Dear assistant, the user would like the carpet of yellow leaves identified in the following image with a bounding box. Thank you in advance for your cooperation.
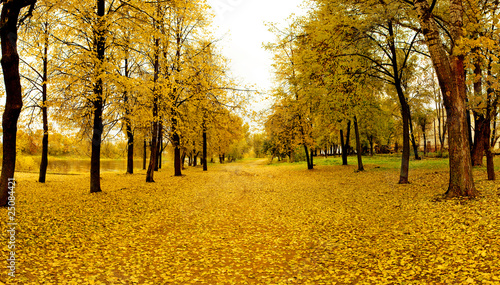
[1,158,499,284]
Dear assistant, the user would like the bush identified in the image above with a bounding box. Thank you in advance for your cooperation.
[16,156,37,172]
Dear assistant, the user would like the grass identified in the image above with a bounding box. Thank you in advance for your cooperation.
[1,157,499,284]
[273,153,500,171]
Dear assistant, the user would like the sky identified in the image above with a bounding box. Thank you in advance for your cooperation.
[205,0,308,127]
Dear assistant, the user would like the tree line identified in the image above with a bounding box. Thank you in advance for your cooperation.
[0,0,249,206]
[264,0,500,198]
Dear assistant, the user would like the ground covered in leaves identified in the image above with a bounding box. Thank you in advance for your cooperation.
[2,157,500,284]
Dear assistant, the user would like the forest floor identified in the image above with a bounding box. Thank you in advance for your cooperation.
[1,156,500,284]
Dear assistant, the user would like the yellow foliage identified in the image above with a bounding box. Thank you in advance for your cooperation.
[1,160,499,283]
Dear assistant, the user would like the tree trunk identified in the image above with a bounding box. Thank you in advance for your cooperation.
[173,131,182,176]
[146,32,160,182]
[486,119,495,180]
[304,144,312,169]
[434,120,438,153]
[155,123,162,171]
[340,129,347,165]
[39,22,49,183]
[471,113,487,166]
[181,151,186,170]
[368,135,374,156]
[466,98,474,157]
[409,114,421,160]
[388,20,411,183]
[309,149,314,169]
[124,56,134,175]
[423,132,427,156]
[354,116,364,171]
[143,139,147,170]
[90,0,105,193]
[0,0,36,205]
[125,118,134,174]
[146,122,159,182]
[203,123,208,171]
[173,135,182,175]
[414,0,477,197]
[398,97,411,184]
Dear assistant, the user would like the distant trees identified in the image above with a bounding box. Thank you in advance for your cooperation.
[1,0,247,194]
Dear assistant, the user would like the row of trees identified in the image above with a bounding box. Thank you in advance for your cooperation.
[264,0,500,198]
[0,0,249,206]
[11,125,250,164]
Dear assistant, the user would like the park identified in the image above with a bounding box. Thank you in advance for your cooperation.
[1,0,500,283]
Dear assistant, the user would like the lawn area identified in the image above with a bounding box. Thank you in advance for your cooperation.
[1,157,500,284]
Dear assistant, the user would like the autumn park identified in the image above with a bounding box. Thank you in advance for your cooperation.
[1,0,500,284]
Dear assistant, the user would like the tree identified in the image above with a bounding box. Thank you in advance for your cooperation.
[459,0,500,180]
[413,0,477,197]
[305,0,423,183]
[0,0,37,206]
[265,22,316,169]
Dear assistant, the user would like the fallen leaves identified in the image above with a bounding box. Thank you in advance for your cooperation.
[1,158,499,283]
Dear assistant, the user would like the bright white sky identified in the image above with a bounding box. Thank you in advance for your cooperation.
[206,0,307,130]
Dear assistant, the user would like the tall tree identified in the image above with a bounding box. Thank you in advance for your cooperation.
[89,0,106,193]
[0,0,37,206]
[413,0,477,197]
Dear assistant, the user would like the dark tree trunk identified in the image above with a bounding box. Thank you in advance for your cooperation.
[485,118,495,180]
[409,114,421,160]
[155,123,162,171]
[467,99,474,157]
[146,33,160,182]
[368,135,374,156]
[304,144,312,169]
[387,21,410,184]
[340,129,347,165]
[0,0,37,205]
[471,113,487,166]
[434,120,438,153]
[423,132,427,156]
[39,22,49,183]
[203,121,208,171]
[126,119,134,174]
[143,138,147,170]
[309,149,314,169]
[173,131,182,176]
[146,122,159,182]
[471,62,485,166]
[90,0,105,193]
[397,93,410,184]
[124,57,134,175]
[180,151,186,170]
[203,131,208,171]
[354,116,364,171]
